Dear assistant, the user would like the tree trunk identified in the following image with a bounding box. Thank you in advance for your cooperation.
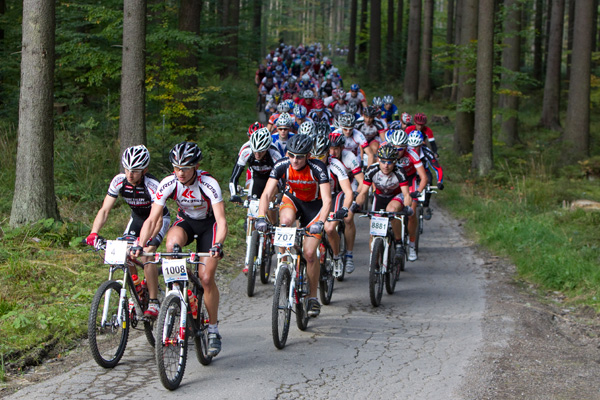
[543,0,552,71]
[358,0,368,65]
[443,0,455,99]
[0,0,5,42]
[403,0,421,104]
[387,0,394,73]
[498,0,521,147]
[533,0,543,82]
[540,0,564,131]
[453,0,477,155]
[368,0,382,81]
[252,0,262,62]
[11,0,60,227]
[566,0,575,80]
[450,0,463,102]
[418,0,433,101]
[393,0,404,78]
[223,0,239,75]
[472,0,494,176]
[564,0,593,161]
[119,0,146,158]
[178,0,201,83]
[347,0,358,66]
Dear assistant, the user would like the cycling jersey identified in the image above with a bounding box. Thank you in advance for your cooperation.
[154,170,223,220]
[405,125,437,153]
[421,145,444,185]
[381,104,399,122]
[229,145,282,197]
[107,173,169,219]
[270,158,329,202]
[363,163,408,197]
[308,109,333,124]
[326,157,349,193]
[329,101,348,117]
[332,127,368,158]
[272,132,295,157]
[332,149,362,182]
[355,117,387,143]
[397,147,423,177]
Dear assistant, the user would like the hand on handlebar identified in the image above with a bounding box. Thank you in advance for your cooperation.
[404,206,414,216]
[86,233,98,247]
[410,191,420,199]
[230,195,243,204]
[210,242,224,259]
[437,183,444,190]
[333,207,349,220]
[255,216,269,233]
[309,221,324,235]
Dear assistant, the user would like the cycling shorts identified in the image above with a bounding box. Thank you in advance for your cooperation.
[372,193,404,212]
[330,191,345,213]
[249,174,269,198]
[280,192,323,232]
[172,212,218,253]
[123,213,170,247]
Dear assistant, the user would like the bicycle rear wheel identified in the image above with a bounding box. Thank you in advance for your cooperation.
[386,243,400,294]
[194,289,213,365]
[295,261,309,331]
[260,237,273,284]
[156,293,188,390]
[88,280,129,368]
[272,267,292,349]
[319,246,334,305]
[369,238,384,307]
[336,229,347,282]
[416,206,423,253]
[246,230,259,297]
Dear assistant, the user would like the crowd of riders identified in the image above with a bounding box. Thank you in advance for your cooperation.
[85,42,445,361]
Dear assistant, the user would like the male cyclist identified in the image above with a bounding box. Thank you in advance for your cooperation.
[87,145,170,320]
[255,134,332,318]
[333,113,374,168]
[271,112,295,157]
[405,113,438,156]
[133,142,228,357]
[355,105,388,165]
[381,95,400,123]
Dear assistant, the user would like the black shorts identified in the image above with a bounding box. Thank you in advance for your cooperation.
[372,193,403,212]
[123,213,169,247]
[280,192,323,228]
[172,212,218,252]
[249,174,269,198]
[330,191,345,213]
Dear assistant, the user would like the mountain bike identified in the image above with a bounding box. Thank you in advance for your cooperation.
[271,225,313,349]
[317,214,346,304]
[359,209,412,307]
[143,249,212,390]
[87,237,162,368]
[413,184,437,254]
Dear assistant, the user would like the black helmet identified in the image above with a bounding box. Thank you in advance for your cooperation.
[329,132,345,147]
[169,142,202,166]
[311,135,331,157]
[287,134,313,155]
[377,144,398,161]
[315,121,330,137]
[364,105,379,118]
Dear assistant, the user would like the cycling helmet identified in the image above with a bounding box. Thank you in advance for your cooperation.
[282,92,293,101]
[350,83,360,91]
[338,113,356,128]
[275,65,283,72]
[293,104,307,119]
[383,95,394,105]
[377,144,398,161]
[414,112,427,125]
[169,142,202,166]
[385,129,408,146]
[287,75,297,84]
[265,71,274,79]
[250,127,273,152]
[372,97,383,108]
[303,90,314,99]
[277,102,291,113]
[337,89,346,99]
[285,99,296,110]
[329,132,346,147]
[247,121,264,138]
[316,121,331,137]
[407,131,424,147]
[364,105,379,118]
[401,112,412,124]
[346,102,359,114]
[287,134,313,155]
[311,134,331,157]
[389,120,401,130]
[298,120,317,137]
[302,74,310,82]
[276,112,293,127]
[312,99,325,111]
[122,145,150,170]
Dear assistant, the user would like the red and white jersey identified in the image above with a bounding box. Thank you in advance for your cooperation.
[405,125,435,143]
[332,127,368,157]
[326,156,349,193]
[397,147,424,176]
[355,117,388,142]
[334,149,362,178]
[155,170,223,220]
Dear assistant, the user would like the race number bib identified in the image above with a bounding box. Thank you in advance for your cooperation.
[162,259,188,284]
[104,240,128,265]
[247,199,260,218]
[369,216,389,236]
[273,227,297,247]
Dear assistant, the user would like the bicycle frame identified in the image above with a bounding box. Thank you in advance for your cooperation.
[273,227,308,307]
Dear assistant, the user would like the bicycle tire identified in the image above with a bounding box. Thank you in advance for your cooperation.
[385,242,400,294]
[194,289,213,365]
[246,230,259,297]
[319,245,334,305]
[296,261,309,331]
[156,293,188,391]
[272,267,292,349]
[260,236,273,284]
[88,280,129,368]
[415,206,422,254]
[336,229,347,282]
[369,238,384,307]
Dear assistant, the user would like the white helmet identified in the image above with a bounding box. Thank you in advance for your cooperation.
[303,90,314,99]
[298,120,317,137]
[276,112,293,127]
[407,131,424,147]
[385,129,408,146]
[122,145,150,170]
[250,128,273,152]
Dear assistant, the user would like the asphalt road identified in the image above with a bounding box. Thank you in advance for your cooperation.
[6,204,488,399]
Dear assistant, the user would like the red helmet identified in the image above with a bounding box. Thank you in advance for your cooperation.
[313,99,325,111]
[282,92,293,100]
[247,121,264,138]
[414,112,427,125]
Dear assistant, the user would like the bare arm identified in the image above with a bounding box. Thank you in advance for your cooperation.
[137,203,165,248]
[401,185,412,208]
[338,179,354,210]
[90,195,118,235]
[318,182,332,223]
[355,182,370,209]
[364,146,375,166]
[258,177,280,219]
[211,201,228,257]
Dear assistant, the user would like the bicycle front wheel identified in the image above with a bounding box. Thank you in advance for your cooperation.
[272,267,292,349]
[88,280,129,368]
[336,229,347,282]
[319,247,334,305]
[295,261,309,331]
[260,237,273,284]
[385,243,400,294]
[194,289,213,366]
[369,238,384,307]
[156,293,188,390]
[416,206,423,253]
[246,230,259,297]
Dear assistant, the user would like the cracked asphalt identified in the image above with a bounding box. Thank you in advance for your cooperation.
[5,204,489,399]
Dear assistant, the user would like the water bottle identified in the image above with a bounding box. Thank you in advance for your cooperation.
[187,289,198,319]
[132,274,143,298]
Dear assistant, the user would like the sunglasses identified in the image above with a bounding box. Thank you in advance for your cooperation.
[173,165,194,172]
[395,146,407,151]
[288,153,306,160]
[380,160,395,165]
[277,127,290,131]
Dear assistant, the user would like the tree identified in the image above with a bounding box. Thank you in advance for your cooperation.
[252,0,262,61]
[386,0,394,73]
[368,0,382,80]
[178,0,202,87]
[566,0,575,80]
[403,0,421,103]
[472,0,495,176]
[358,0,368,64]
[10,0,60,227]
[564,0,593,161]
[540,0,564,131]
[393,0,404,78]
[450,0,463,102]
[532,0,543,82]
[418,0,433,101]
[443,0,455,99]
[453,0,477,155]
[222,0,240,75]
[498,0,522,147]
[347,0,358,66]
[119,0,146,159]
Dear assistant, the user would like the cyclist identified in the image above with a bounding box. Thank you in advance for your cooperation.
[356,105,388,166]
[405,113,438,157]
[311,135,354,277]
[332,113,374,168]
[381,95,399,123]
[293,104,312,126]
[86,145,170,320]
[255,64,267,87]
[255,134,332,318]
[271,112,295,157]
[328,89,348,118]
[267,101,293,131]
[133,142,228,357]
[344,83,368,112]
[399,112,413,131]
[296,90,316,113]
[308,99,333,125]
[355,144,413,261]
[328,131,364,273]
